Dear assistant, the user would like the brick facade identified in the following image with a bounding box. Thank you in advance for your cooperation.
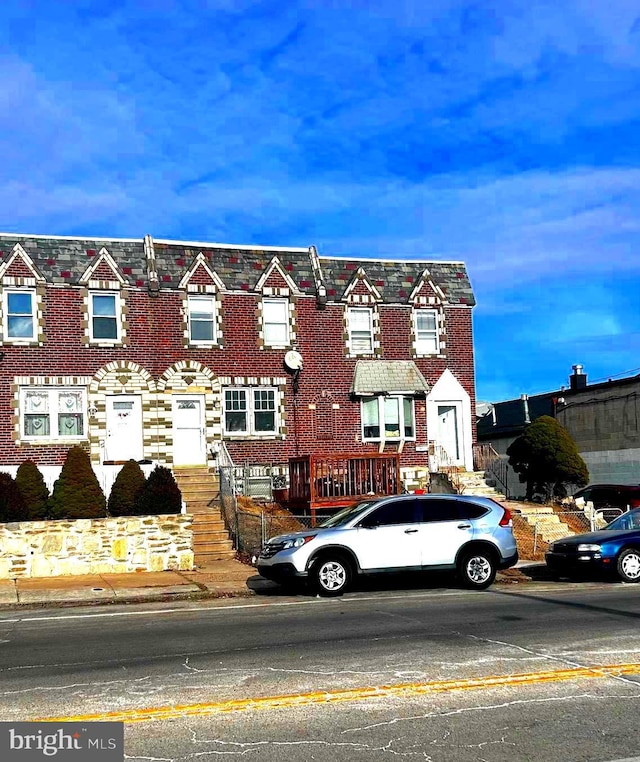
[0,234,476,476]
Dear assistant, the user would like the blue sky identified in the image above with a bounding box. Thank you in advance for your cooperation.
[1,0,639,402]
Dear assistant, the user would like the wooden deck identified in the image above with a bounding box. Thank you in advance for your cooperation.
[288,453,401,525]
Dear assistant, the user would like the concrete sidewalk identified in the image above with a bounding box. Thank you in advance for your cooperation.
[0,560,545,610]
[0,559,265,609]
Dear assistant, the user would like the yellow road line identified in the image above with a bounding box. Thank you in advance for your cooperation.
[37,662,640,724]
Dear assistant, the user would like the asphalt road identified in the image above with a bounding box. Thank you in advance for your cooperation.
[2,578,640,761]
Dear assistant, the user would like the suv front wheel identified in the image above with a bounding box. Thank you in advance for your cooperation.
[458,549,496,590]
[312,556,351,596]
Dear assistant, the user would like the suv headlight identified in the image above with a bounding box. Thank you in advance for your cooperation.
[281,535,316,550]
[577,543,601,552]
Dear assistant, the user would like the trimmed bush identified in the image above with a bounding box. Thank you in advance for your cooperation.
[0,472,29,523]
[48,446,107,519]
[15,460,50,520]
[507,415,589,502]
[137,466,182,515]
[108,460,146,517]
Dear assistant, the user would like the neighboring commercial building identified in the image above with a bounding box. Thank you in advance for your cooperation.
[0,233,478,488]
[477,365,640,496]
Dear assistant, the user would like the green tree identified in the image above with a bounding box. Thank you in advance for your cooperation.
[137,466,182,515]
[507,415,589,501]
[16,460,50,520]
[0,472,29,522]
[108,460,146,517]
[48,446,106,519]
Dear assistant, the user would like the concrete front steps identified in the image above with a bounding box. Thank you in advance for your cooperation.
[510,503,575,545]
[173,466,235,566]
[455,471,506,501]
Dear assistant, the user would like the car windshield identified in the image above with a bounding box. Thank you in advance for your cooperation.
[318,500,379,528]
[606,510,640,531]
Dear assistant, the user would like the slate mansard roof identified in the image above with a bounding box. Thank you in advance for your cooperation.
[0,233,475,305]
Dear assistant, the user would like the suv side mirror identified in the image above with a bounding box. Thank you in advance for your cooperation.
[360,519,379,529]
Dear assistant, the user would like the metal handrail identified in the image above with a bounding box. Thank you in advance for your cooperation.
[429,443,463,493]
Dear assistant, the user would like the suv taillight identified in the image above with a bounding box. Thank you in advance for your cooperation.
[499,507,512,527]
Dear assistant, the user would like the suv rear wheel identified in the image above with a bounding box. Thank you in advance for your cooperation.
[458,549,496,590]
[312,556,350,596]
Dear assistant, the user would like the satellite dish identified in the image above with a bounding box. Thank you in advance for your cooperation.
[284,350,303,371]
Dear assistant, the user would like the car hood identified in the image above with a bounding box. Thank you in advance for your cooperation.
[553,529,630,546]
[267,528,330,543]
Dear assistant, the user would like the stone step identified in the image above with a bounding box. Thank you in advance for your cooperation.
[193,537,234,550]
[190,518,227,530]
[192,529,230,542]
[194,549,237,564]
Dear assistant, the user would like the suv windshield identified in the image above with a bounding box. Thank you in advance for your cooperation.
[318,500,379,528]
[606,510,640,531]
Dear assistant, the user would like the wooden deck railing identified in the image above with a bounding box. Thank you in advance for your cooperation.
[288,453,401,524]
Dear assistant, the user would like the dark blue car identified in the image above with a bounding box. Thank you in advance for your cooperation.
[546,508,640,582]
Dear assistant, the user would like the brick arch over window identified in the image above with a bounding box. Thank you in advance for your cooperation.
[89,361,156,464]
[158,360,222,467]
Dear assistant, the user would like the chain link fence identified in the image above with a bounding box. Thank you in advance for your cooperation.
[511,507,625,560]
[219,464,316,559]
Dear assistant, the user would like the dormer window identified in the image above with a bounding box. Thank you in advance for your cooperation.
[414,309,439,354]
[347,307,373,355]
[188,295,217,344]
[89,292,119,342]
[263,297,290,347]
[4,289,36,341]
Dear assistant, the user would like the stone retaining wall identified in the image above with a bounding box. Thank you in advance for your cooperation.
[0,514,194,578]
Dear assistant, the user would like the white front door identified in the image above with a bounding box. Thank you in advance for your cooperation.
[172,396,206,466]
[105,395,143,462]
[438,404,460,463]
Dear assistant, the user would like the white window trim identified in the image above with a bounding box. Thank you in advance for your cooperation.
[20,387,88,442]
[3,288,36,343]
[414,308,440,355]
[188,294,218,345]
[347,306,374,355]
[361,395,416,442]
[223,386,279,437]
[88,290,122,344]
[262,297,290,347]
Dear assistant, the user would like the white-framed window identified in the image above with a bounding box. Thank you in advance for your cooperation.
[361,396,415,441]
[20,387,87,441]
[188,295,217,343]
[414,309,439,354]
[3,289,36,342]
[263,298,289,346]
[223,387,278,436]
[89,291,120,342]
[347,307,373,354]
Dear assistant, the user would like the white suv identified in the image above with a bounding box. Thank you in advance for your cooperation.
[258,494,518,595]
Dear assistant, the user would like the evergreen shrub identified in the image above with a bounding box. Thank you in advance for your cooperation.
[108,460,146,517]
[0,472,29,523]
[137,466,182,515]
[48,446,107,519]
[16,460,50,520]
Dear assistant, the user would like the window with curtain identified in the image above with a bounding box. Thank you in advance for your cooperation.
[21,388,87,440]
[361,396,415,441]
